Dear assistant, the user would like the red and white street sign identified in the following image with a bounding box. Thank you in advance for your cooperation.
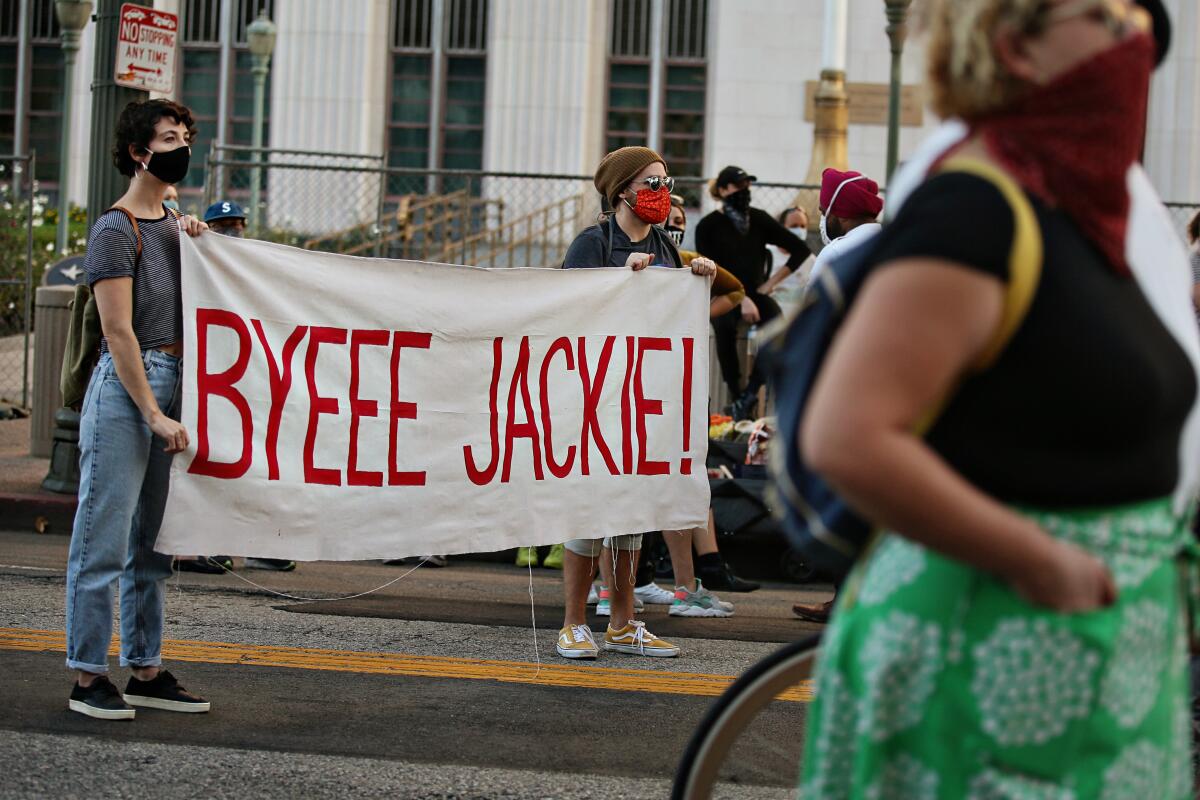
[115,3,178,94]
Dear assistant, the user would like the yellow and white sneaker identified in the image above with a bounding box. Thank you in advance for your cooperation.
[603,621,681,658]
[556,624,599,659]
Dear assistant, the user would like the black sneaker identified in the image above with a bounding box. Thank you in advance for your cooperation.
[698,562,761,593]
[244,557,296,571]
[68,676,135,720]
[123,670,210,713]
[174,556,233,574]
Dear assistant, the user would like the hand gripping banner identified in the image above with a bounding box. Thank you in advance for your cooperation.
[156,235,711,560]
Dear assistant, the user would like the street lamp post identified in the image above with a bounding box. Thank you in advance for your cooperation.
[54,0,93,256]
[246,13,276,235]
[884,0,912,183]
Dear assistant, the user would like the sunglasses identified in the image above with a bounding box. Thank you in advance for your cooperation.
[1036,0,1151,37]
[635,175,675,193]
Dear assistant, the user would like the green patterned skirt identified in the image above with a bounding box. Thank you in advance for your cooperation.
[799,498,1195,799]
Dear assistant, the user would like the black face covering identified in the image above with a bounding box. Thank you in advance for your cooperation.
[664,224,685,246]
[724,187,751,212]
[142,144,191,185]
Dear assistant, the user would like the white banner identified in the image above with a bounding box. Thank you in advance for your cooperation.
[156,235,711,560]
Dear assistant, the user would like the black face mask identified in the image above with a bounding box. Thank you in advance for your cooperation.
[141,144,191,185]
[724,187,751,212]
[664,224,685,246]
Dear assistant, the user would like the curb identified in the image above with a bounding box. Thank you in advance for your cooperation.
[0,491,77,535]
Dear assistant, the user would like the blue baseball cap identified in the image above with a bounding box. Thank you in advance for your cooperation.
[204,200,246,223]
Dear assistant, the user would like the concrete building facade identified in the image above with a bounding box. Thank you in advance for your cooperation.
[5,0,1199,218]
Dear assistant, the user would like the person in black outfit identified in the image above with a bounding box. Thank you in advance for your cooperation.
[695,166,810,420]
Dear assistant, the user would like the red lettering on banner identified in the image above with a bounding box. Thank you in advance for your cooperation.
[634,337,672,476]
[303,326,347,486]
[680,337,694,474]
[539,337,577,479]
[251,320,308,481]
[578,336,619,476]
[621,336,635,475]
[189,309,254,479]
[501,336,544,482]
[464,337,503,485]
[347,329,390,487]
[388,331,431,486]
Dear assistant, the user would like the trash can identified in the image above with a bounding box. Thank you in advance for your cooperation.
[31,286,74,458]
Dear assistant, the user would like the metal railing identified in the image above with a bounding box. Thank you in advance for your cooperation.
[1167,202,1200,246]
[0,153,36,408]
[197,148,821,267]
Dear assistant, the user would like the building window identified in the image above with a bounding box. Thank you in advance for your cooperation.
[607,0,707,191]
[179,0,273,197]
[387,0,488,196]
[1,1,64,188]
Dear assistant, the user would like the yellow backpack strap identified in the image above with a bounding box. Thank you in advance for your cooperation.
[937,156,1043,372]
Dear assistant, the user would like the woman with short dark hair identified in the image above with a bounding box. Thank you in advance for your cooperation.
[65,99,211,720]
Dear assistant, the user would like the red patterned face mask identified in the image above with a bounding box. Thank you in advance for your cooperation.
[968,33,1155,276]
[625,187,672,225]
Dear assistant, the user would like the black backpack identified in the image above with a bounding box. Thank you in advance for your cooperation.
[768,157,1044,579]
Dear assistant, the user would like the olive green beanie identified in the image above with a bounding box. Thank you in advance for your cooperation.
[594,146,666,209]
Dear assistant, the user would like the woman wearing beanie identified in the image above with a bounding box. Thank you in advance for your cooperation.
[555,146,717,661]
[695,166,811,421]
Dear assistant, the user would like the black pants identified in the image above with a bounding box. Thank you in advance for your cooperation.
[711,289,782,399]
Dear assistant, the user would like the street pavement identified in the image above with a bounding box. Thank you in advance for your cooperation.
[0,529,830,799]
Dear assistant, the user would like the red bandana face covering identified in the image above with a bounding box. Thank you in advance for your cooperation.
[626,187,672,225]
[968,33,1155,276]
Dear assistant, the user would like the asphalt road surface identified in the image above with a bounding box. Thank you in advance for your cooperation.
[0,530,828,799]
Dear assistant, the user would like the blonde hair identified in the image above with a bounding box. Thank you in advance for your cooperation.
[923,0,1045,119]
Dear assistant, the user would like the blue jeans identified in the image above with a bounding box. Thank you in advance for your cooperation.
[65,350,181,673]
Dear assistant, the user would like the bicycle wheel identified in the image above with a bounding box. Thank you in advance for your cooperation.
[672,634,821,800]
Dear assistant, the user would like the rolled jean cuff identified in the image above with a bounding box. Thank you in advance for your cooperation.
[65,657,109,673]
[120,654,163,668]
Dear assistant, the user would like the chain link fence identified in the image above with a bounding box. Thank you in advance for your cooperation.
[198,148,818,267]
[0,153,36,409]
[1167,202,1200,246]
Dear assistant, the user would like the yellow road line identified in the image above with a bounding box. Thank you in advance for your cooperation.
[0,628,812,703]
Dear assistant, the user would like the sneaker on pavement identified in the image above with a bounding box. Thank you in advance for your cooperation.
[244,557,296,571]
[174,556,231,575]
[670,581,734,617]
[556,624,599,659]
[604,621,680,657]
[693,579,734,613]
[697,561,761,593]
[122,669,210,713]
[68,676,135,720]
[595,585,644,616]
[634,582,676,605]
[542,543,564,570]
[515,546,539,568]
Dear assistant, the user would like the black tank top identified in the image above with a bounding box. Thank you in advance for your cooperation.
[871,172,1196,507]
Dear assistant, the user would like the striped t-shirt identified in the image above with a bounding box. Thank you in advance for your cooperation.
[84,208,182,353]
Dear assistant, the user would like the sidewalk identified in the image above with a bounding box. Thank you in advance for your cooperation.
[0,417,76,534]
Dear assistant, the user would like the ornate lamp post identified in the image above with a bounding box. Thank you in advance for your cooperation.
[884,0,913,182]
[54,0,93,255]
[801,0,851,234]
[246,12,276,234]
